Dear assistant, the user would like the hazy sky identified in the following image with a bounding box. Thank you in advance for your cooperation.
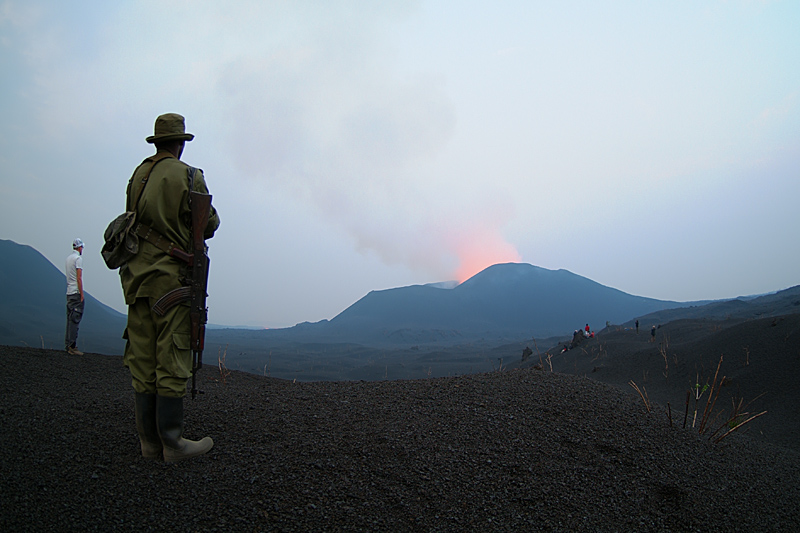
[2,1,798,328]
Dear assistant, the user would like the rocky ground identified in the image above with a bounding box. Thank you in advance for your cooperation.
[2,346,799,532]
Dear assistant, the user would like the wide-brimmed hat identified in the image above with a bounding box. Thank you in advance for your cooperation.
[146,113,195,144]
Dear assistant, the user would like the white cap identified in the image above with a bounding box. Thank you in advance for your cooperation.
[73,238,84,249]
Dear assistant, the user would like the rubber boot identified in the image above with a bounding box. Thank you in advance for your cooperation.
[135,392,162,459]
[156,395,213,462]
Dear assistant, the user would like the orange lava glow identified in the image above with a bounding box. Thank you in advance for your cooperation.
[453,233,522,283]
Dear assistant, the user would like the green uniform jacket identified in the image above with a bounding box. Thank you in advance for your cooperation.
[120,151,220,305]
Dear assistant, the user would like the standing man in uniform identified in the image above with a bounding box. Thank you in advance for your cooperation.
[120,113,220,462]
[65,238,85,355]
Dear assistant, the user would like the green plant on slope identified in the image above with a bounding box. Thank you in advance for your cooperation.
[681,355,767,443]
[683,355,725,433]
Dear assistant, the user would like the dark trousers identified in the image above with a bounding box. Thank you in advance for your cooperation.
[65,293,84,349]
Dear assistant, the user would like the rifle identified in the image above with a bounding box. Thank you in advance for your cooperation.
[152,190,212,399]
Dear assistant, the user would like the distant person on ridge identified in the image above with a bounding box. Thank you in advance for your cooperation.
[651,325,656,342]
[65,238,85,355]
[635,319,639,334]
[119,113,220,462]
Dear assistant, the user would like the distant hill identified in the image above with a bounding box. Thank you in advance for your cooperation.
[0,239,126,354]
[618,285,800,327]
[266,263,699,346]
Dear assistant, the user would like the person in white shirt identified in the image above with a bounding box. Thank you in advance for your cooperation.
[65,238,85,355]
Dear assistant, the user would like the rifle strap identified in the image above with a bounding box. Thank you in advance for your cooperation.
[188,166,197,197]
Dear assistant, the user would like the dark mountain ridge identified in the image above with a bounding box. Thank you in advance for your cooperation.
[272,263,705,346]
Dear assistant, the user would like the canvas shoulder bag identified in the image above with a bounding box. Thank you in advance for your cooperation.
[101,152,171,269]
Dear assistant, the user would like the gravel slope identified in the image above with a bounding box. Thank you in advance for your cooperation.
[2,346,798,532]
[539,314,800,451]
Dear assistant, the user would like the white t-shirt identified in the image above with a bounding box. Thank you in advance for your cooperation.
[66,250,83,295]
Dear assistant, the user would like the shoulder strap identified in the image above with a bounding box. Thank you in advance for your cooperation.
[127,152,173,212]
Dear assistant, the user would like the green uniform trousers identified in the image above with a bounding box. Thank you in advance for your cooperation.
[124,297,192,397]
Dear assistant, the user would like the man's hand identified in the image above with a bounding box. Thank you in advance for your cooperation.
[77,269,84,302]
